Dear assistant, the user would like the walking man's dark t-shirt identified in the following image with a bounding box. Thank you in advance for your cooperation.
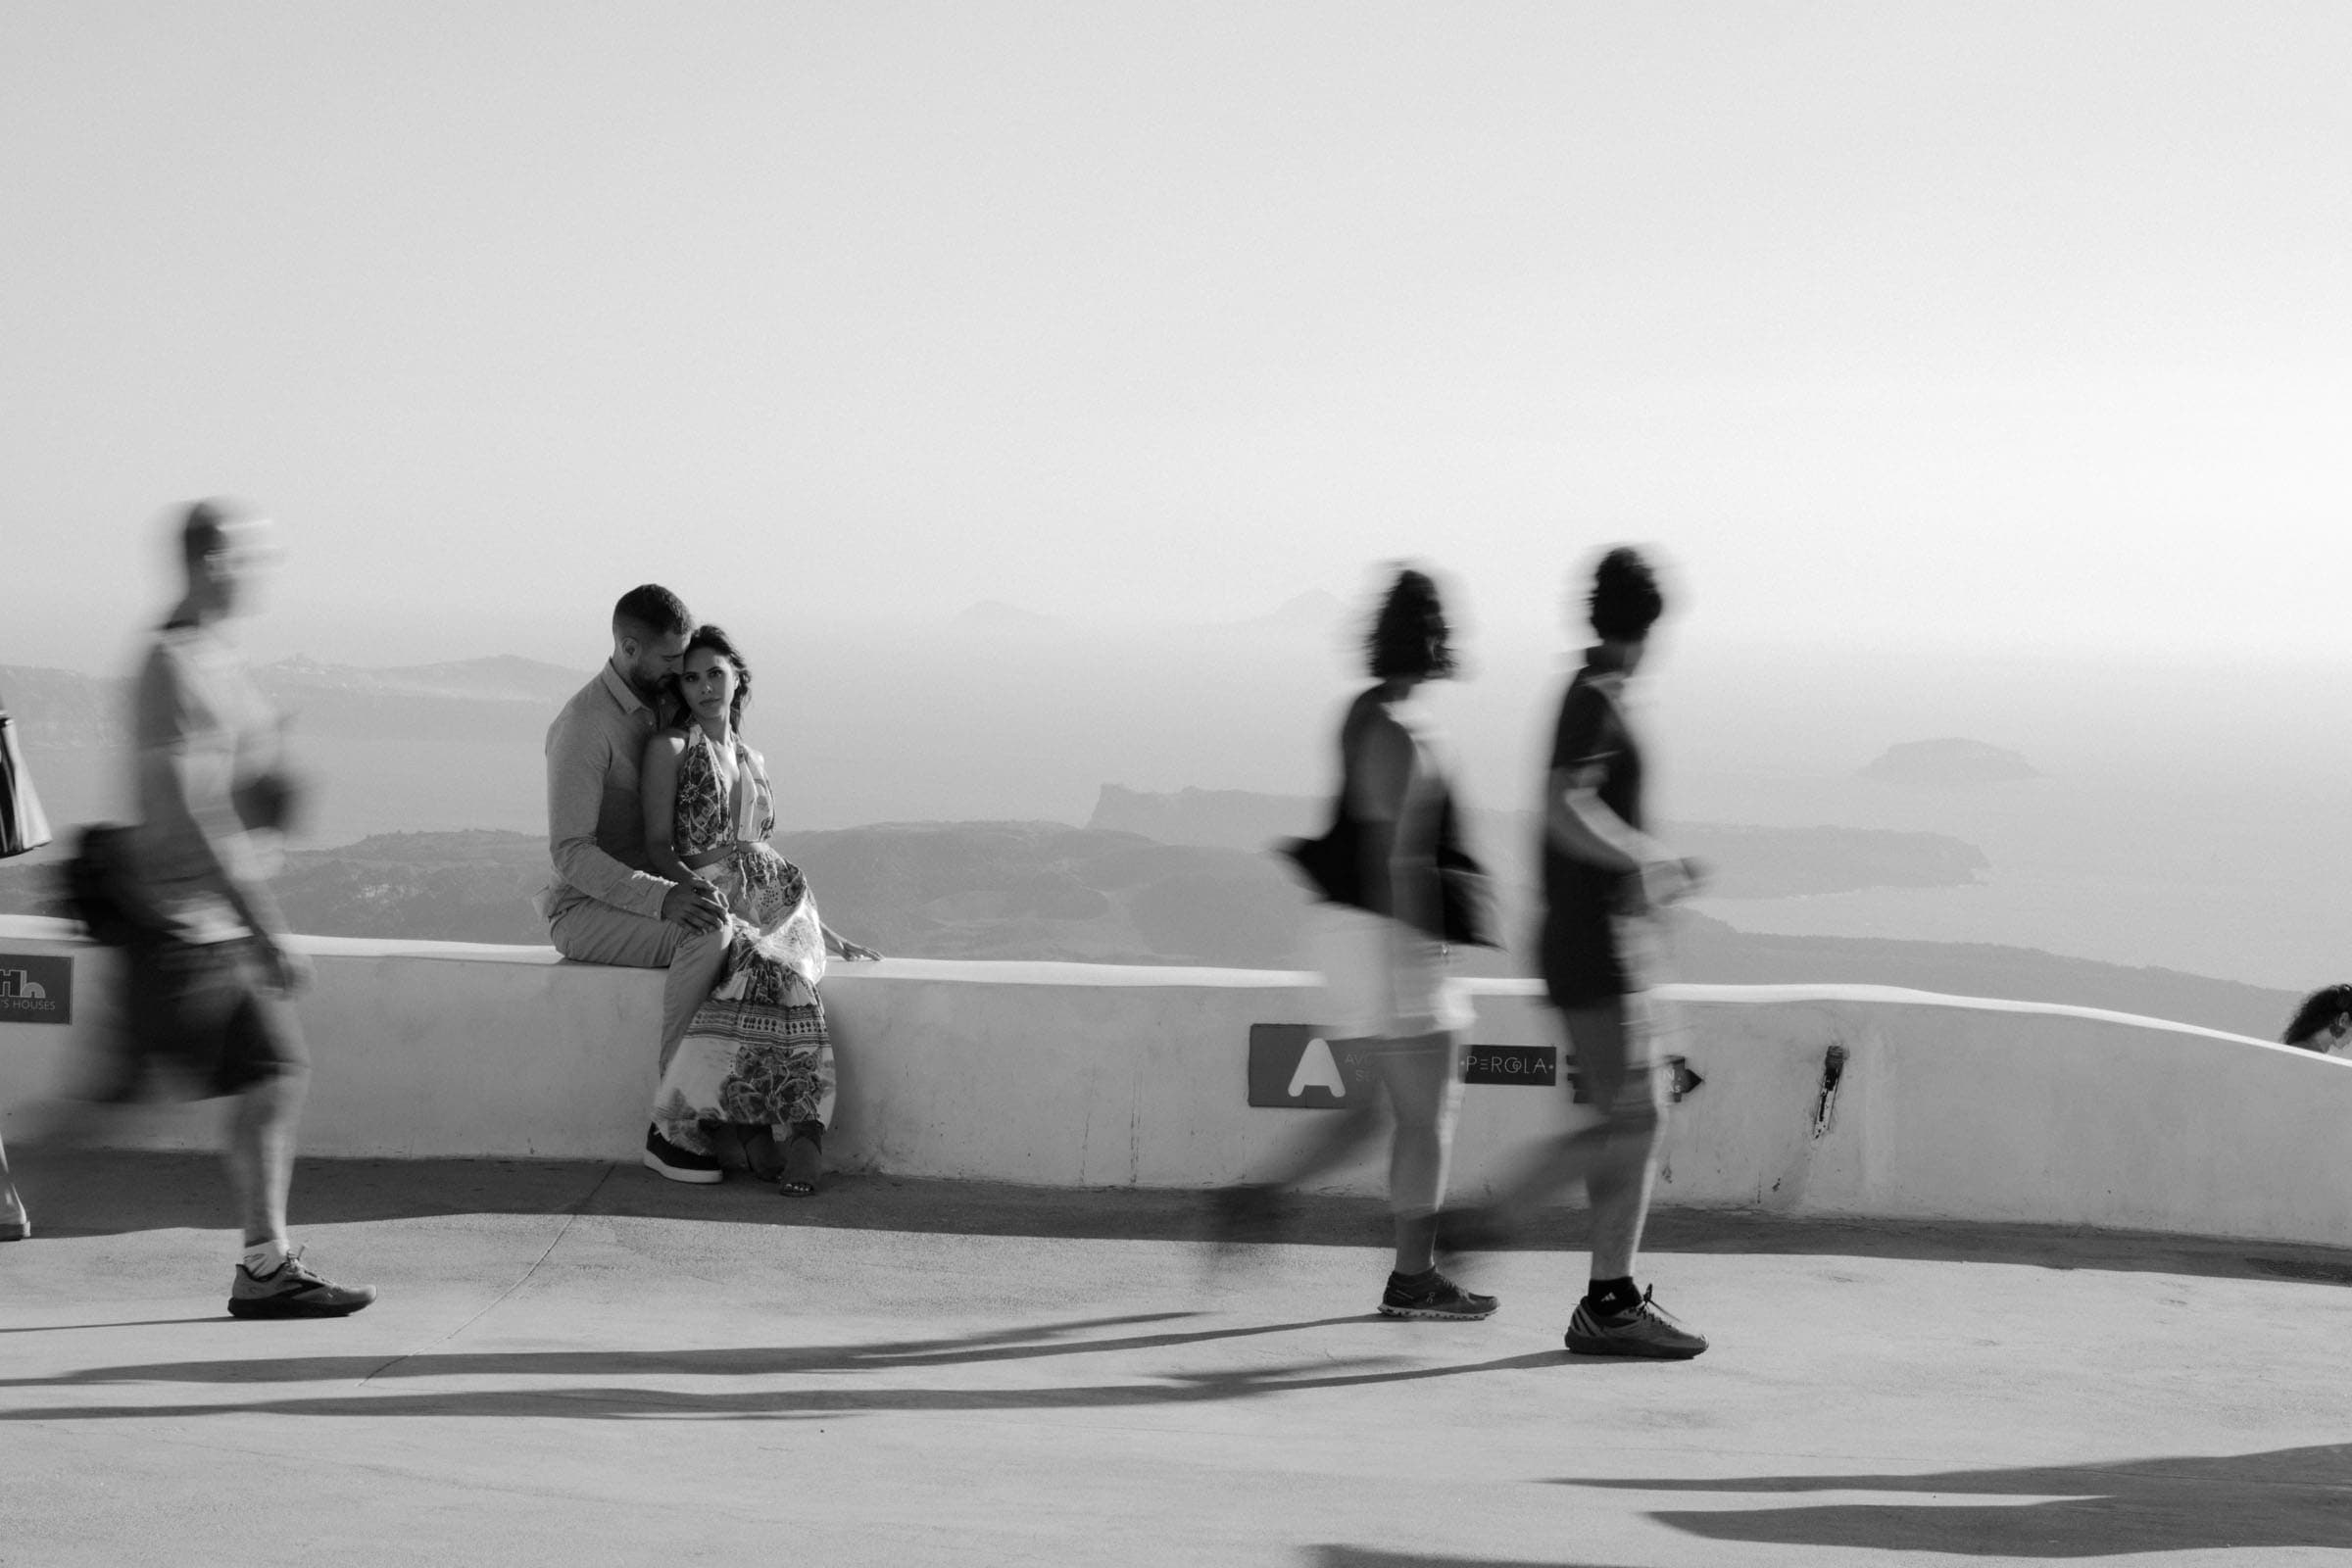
[1539,651,1642,1004]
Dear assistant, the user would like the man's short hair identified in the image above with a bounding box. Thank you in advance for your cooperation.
[1588,547,1665,643]
[612,584,692,643]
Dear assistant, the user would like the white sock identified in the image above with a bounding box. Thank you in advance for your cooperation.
[241,1237,289,1275]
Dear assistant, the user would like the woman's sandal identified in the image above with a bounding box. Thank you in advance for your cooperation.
[777,1123,824,1197]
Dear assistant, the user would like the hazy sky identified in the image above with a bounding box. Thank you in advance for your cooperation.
[3,1,2347,670]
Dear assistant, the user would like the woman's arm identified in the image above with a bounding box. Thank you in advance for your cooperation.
[739,743,776,841]
[1346,711,1433,931]
[640,730,696,885]
[821,922,883,961]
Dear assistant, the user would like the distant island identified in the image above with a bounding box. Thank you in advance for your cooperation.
[1860,738,2042,786]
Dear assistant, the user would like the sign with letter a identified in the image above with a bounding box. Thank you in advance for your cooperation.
[1247,1024,1377,1108]
[1249,1024,1695,1105]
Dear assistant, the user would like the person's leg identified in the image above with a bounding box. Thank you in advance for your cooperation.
[1562,998,1663,1285]
[1558,994,1703,1357]
[549,897,725,1069]
[1444,942,1638,1246]
[1372,1029,1495,1319]
[223,1066,306,1250]
[1374,1032,1460,1274]
[216,981,375,1319]
[641,921,732,1183]
[658,921,728,1073]
[551,900,730,1178]
[1466,1117,1620,1228]
[1210,903,1398,1249]
[777,1120,825,1197]
[548,899,677,968]
[210,967,311,1253]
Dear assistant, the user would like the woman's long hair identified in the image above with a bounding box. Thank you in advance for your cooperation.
[681,623,753,734]
[1365,567,1456,681]
[2282,984,2352,1050]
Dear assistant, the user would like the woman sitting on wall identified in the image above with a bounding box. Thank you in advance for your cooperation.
[2281,985,2352,1054]
[642,624,880,1195]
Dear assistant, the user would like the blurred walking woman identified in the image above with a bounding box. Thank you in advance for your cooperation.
[1234,567,1497,1320]
[642,625,878,1196]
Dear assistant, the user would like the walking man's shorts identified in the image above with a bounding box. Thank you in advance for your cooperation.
[120,937,308,1099]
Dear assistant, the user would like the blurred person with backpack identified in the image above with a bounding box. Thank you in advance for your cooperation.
[1218,566,1499,1320]
[72,500,375,1316]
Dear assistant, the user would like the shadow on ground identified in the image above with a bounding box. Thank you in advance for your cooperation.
[0,1308,1582,1423]
[18,1150,2352,1290]
[1306,1551,1637,1568]
[1564,1443,2352,1557]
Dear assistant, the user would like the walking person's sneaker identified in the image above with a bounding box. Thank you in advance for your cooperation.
[227,1248,376,1319]
[1564,1285,1707,1358]
[1379,1267,1498,1320]
[642,1123,723,1185]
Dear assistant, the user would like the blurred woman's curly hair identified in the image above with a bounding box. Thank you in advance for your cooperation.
[1365,567,1456,681]
[2282,983,2352,1050]
[1587,546,1665,643]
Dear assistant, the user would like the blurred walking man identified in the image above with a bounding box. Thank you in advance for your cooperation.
[540,585,729,1182]
[1446,547,1707,1358]
[123,500,374,1317]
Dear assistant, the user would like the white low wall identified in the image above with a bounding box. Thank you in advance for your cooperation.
[4,915,2348,1247]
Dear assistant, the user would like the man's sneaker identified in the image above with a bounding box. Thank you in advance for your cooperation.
[1379,1268,1498,1320]
[642,1123,723,1185]
[1564,1285,1707,1358]
[227,1248,376,1319]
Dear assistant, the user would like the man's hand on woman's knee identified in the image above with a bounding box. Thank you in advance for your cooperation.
[661,878,727,933]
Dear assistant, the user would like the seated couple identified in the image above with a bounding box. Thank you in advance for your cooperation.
[540,585,879,1195]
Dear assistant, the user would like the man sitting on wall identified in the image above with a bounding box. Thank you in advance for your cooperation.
[541,584,730,1182]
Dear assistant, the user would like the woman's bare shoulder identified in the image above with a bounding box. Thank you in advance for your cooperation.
[1343,693,1416,757]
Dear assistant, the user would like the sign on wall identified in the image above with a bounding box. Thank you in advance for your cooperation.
[0,954,73,1025]
[1465,1044,1556,1087]
[1249,1024,1562,1107]
[1249,1023,1700,1107]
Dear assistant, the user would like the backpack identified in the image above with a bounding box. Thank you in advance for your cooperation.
[55,824,165,947]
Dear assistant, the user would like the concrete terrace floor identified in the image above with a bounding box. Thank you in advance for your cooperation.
[4,1152,2352,1567]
